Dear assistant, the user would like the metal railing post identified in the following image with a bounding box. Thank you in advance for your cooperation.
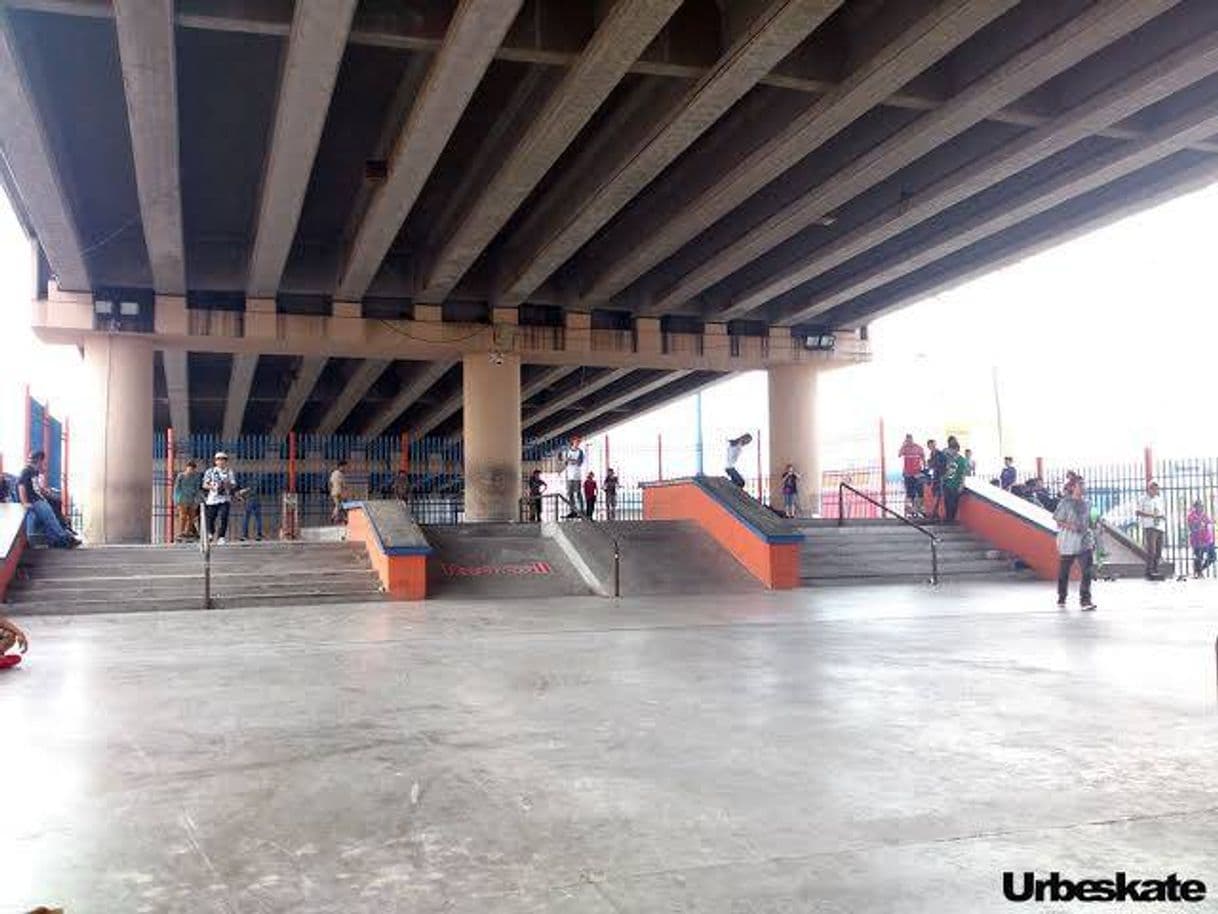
[837,482,845,527]
[930,539,939,586]
[199,503,212,609]
[613,538,621,598]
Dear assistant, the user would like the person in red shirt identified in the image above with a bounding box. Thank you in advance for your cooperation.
[583,472,598,520]
[898,433,927,517]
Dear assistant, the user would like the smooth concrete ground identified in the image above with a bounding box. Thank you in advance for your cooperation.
[4,578,1217,912]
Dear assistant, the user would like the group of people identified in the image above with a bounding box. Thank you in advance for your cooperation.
[897,434,974,523]
[528,436,620,521]
[171,451,263,544]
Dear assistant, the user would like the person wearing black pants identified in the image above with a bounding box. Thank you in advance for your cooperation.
[1053,477,1096,610]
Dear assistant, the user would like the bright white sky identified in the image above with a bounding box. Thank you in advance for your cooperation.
[3,177,1217,481]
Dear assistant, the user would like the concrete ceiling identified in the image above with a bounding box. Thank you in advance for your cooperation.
[8,0,1218,440]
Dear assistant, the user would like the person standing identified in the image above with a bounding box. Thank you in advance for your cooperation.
[898,434,926,517]
[1000,457,1017,491]
[561,437,586,518]
[1187,499,1215,578]
[329,459,348,525]
[926,439,945,518]
[583,471,598,520]
[392,469,411,504]
[527,468,547,522]
[202,451,237,545]
[604,468,619,521]
[725,433,753,488]
[1136,480,1166,580]
[941,440,969,524]
[964,448,977,477]
[18,451,78,548]
[172,459,201,541]
[780,464,801,517]
[240,480,264,541]
[1054,477,1097,610]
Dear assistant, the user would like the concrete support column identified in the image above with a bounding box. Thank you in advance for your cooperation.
[462,352,522,522]
[82,335,154,543]
[768,363,822,516]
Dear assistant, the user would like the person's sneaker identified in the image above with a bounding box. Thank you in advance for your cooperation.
[1056,599,1066,608]
[216,537,227,545]
[1080,601,1097,611]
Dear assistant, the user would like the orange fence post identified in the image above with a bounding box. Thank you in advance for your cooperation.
[603,436,610,474]
[288,431,298,493]
[41,401,50,467]
[23,384,31,458]
[1036,456,1044,480]
[878,417,887,510]
[399,430,410,474]
[165,428,175,544]
[1144,446,1154,485]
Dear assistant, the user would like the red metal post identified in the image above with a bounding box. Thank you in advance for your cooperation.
[878,417,888,510]
[755,427,763,501]
[41,401,51,470]
[62,418,71,521]
[1036,456,1044,481]
[1144,445,1154,485]
[23,384,31,459]
[288,431,298,493]
[165,427,175,543]
[399,430,410,474]
[603,436,610,475]
[657,433,663,481]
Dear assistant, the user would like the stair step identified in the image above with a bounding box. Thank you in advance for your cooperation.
[8,573,380,603]
[6,588,386,616]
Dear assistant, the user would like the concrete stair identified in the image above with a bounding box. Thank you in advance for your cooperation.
[6,541,384,614]
[795,519,1030,584]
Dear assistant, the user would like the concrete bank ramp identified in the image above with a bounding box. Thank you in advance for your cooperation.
[551,520,761,596]
[422,524,592,599]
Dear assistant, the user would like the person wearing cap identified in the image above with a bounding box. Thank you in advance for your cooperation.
[1136,480,1166,580]
[202,451,237,545]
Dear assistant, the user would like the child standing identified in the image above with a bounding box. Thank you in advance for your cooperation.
[583,472,598,520]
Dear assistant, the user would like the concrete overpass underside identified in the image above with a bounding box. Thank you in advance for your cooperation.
[6,0,1218,531]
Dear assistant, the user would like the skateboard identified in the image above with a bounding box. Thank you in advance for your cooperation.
[0,654,22,669]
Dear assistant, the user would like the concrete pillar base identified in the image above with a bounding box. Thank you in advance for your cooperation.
[768,363,821,516]
[462,353,522,522]
[83,335,154,543]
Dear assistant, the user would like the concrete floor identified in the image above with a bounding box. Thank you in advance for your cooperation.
[4,579,1217,912]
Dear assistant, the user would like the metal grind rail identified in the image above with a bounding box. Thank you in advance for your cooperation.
[838,481,941,585]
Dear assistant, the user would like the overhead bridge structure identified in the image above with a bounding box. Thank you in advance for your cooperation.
[5,0,1218,539]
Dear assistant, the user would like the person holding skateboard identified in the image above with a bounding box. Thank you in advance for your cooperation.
[1054,476,1097,611]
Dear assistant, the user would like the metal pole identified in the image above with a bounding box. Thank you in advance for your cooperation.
[1144,445,1154,485]
[755,427,763,501]
[931,539,939,585]
[288,431,297,493]
[1036,456,1045,481]
[837,481,844,527]
[695,391,704,476]
[657,433,663,481]
[62,417,70,523]
[992,364,1005,459]
[23,384,31,459]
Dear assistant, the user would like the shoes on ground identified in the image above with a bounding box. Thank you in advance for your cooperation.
[216,537,227,545]
[1080,601,1097,611]
[1056,600,1066,608]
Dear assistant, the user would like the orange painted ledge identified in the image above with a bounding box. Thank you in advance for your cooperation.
[956,482,1064,581]
[345,504,430,600]
[642,479,802,589]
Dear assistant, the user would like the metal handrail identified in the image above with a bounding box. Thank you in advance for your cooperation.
[838,481,940,585]
[198,502,213,609]
[519,491,578,522]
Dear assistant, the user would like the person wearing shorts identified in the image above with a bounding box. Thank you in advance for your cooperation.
[898,434,926,517]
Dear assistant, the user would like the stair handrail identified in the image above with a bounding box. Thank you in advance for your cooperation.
[519,491,579,522]
[198,502,213,609]
[837,481,940,585]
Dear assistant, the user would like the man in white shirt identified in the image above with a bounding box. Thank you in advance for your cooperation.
[202,451,237,544]
[561,437,585,518]
[1136,480,1166,580]
[725,433,752,488]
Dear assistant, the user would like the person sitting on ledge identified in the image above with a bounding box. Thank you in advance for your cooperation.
[18,451,79,548]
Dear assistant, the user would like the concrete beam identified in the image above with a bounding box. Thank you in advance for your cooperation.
[580,0,1017,305]
[501,0,845,302]
[828,155,1218,329]
[523,365,579,400]
[161,348,190,437]
[113,0,185,294]
[270,356,327,437]
[247,1,358,297]
[419,0,685,302]
[781,97,1218,326]
[315,359,391,436]
[722,25,1218,319]
[222,354,258,440]
[645,0,1179,315]
[522,368,633,430]
[540,370,695,439]
[0,9,89,290]
[336,0,525,301]
[362,361,456,438]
